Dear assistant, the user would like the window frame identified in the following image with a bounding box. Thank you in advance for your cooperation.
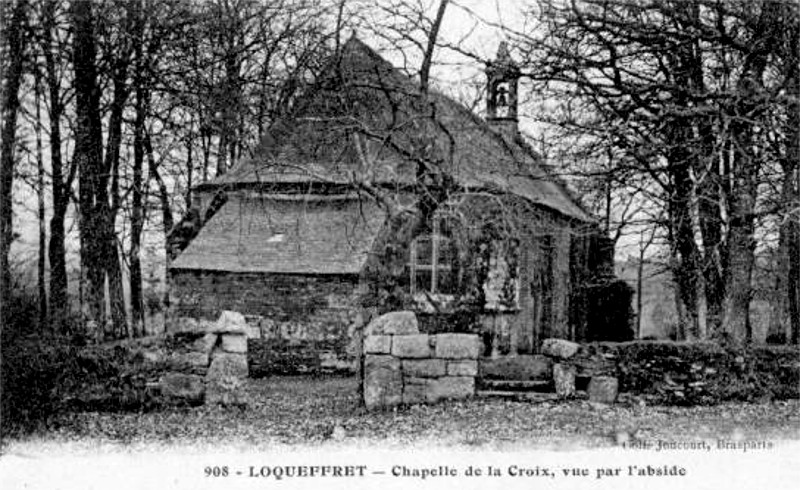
[409,219,457,299]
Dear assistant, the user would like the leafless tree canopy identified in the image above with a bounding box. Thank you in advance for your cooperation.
[1,0,798,348]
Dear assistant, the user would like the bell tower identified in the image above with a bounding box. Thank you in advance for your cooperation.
[485,41,521,138]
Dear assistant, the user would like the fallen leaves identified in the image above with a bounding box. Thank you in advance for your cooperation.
[14,375,800,450]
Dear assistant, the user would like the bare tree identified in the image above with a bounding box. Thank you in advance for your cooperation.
[0,0,29,438]
[33,54,47,327]
[512,0,796,344]
[71,0,106,336]
[419,0,449,93]
[775,2,800,344]
[37,0,74,330]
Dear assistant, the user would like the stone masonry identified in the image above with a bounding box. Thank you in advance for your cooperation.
[169,270,361,374]
[540,337,619,403]
[362,311,480,410]
[160,310,249,405]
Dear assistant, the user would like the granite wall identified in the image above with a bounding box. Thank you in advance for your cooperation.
[361,311,481,410]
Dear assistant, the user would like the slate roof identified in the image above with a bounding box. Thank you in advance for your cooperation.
[170,194,384,274]
[172,38,593,274]
[202,37,591,222]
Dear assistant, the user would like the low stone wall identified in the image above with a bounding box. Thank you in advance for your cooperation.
[159,310,249,406]
[362,311,481,410]
[541,338,800,405]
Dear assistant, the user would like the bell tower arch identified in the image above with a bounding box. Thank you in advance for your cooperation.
[486,41,521,137]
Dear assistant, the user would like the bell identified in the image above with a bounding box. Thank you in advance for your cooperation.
[496,85,508,107]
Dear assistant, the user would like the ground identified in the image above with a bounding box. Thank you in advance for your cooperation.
[8,375,800,451]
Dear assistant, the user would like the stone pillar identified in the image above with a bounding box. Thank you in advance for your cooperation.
[206,311,249,405]
[160,310,250,406]
[588,376,619,404]
[362,311,419,410]
[362,312,480,410]
[553,363,576,398]
[364,355,402,410]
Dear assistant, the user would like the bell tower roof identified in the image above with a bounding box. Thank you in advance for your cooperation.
[486,41,520,76]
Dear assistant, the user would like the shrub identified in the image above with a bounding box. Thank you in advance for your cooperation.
[585,279,635,341]
[2,331,78,435]
[1,290,173,436]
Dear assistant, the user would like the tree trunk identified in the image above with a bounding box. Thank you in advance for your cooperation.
[186,125,194,206]
[72,0,106,337]
[34,67,48,328]
[0,0,28,438]
[130,2,147,336]
[103,57,131,339]
[0,0,27,298]
[784,9,800,344]
[43,0,69,330]
[785,212,800,344]
[636,230,656,338]
[419,0,449,94]
[105,233,127,338]
[218,50,241,176]
[144,130,174,236]
[668,10,710,340]
[720,197,756,344]
[144,129,173,311]
[720,3,778,345]
[201,128,211,182]
[695,115,724,336]
[668,150,705,340]
[768,225,790,343]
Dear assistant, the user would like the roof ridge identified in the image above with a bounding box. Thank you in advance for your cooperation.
[200,39,593,222]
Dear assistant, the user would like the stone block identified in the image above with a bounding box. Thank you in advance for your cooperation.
[245,325,262,339]
[168,351,210,374]
[553,363,576,397]
[363,355,402,410]
[434,334,480,359]
[319,351,355,372]
[404,376,431,385]
[447,360,478,377]
[363,335,392,354]
[192,333,218,354]
[588,376,619,404]
[391,334,431,358]
[141,348,166,364]
[206,375,247,406]
[402,359,446,377]
[207,310,247,334]
[365,311,419,336]
[541,338,581,360]
[402,379,432,404]
[479,355,552,380]
[159,373,204,403]
[169,316,202,334]
[427,376,474,402]
[207,352,249,380]
[221,333,248,353]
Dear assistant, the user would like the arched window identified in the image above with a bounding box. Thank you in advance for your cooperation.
[409,218,458,297]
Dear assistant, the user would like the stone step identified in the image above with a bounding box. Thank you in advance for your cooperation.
[478,379,553,392]
[479,355,552,381]
[475,390,560,402]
